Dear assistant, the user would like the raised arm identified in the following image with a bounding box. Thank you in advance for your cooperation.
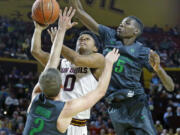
[31,22,50,66]
[149,50,174,92]
[70,0,99,35]
[28,7,76,112]
[62,49,119,117]
[48,27,104,69]
[62,45,104,68]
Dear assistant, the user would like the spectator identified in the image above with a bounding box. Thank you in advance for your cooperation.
[150,73,162,92]
[168,128,174,135]
[176,107,180,117]
[155,120,163,134]
[163,107,173,128]
[16,123,24,135]
[5,93,19,106]
[0,121,10,135]
[175,128,180,135]
[0,131,7,135]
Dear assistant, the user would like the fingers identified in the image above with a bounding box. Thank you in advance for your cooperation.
[115,48,119,55]
[72,22,78,27]
[59,9,63,22]
[47,27,57,35]
[47,29,51,35]
[63,7,68,17]
[67,7,73,17]
[69,9,76,19]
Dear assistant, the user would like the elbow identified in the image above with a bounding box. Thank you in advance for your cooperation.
[75,8,85,18]
[166,83,175,92]
[98,86,107,98]
[72,56,82,66]
[31,49,38,57]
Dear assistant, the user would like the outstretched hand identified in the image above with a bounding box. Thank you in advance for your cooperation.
[47,27,57,43]
[149,50,160,72]
[47,7,78,43]
[58,7,78,30]
[34,21,48,31]
[105,48,120,64]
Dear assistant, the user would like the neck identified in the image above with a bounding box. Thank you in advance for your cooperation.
[46,93,61,101]
[53,96,60,101]
[79,49,92,55]
[122,37,136,45]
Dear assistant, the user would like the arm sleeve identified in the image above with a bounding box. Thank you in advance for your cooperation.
[98,24,116,44]
[139,46,154,72]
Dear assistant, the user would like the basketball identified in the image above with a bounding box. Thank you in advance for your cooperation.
[32,0,60,25]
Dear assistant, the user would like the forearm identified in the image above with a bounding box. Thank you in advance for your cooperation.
[71,0,83,10]
[61,45,79,63]
[84,61,113,109]
[45,29,66,69]
[98,61,113,92]
[71,0,99,34]
[72,62,113,114]
[155,66,174,92]
[31,29,43,54]
[31,28,49,66]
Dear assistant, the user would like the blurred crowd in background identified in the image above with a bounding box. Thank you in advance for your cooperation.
[0,17,180,135]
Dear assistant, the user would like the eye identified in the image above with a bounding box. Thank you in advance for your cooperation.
[126,21,130,25]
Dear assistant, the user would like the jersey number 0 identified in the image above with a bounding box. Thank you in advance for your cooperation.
[64,74,76,91]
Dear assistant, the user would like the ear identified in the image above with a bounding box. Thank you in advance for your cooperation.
[134,28,140,36]
[60,85,64,89]
[93,45,98,52]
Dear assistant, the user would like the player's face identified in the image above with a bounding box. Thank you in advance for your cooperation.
[117,17,138,38]
[76,34,97,53]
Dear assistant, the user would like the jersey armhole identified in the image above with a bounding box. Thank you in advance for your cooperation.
[90,68,98,81]
[58,59,63,71]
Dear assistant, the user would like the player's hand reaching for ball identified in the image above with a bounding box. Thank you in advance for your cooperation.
[149,50,160,72]
[105,48,120,65]
[34,21,48,31]
[58,7,78,30]
[47,27,57,43]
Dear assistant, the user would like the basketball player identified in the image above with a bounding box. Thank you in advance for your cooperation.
[70,0,175,135]
[24,7,119,135]
[31,7,105,135]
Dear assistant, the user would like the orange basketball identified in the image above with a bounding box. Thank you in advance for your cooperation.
[32,0,60,25]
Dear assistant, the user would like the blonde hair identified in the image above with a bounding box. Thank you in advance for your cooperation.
[39,68,62,97]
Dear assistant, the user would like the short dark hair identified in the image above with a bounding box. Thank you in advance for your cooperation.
[39,68,61,98]
[128,16,144,36]
[80,31,103,53]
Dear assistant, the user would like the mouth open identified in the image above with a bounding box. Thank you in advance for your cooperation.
[80,43,86,46]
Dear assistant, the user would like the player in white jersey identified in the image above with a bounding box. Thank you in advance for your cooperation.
[59,58,98,135]
[31,8,105,134]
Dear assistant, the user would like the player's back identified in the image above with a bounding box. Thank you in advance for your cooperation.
[60,59,98,119]
[23,93,66,135]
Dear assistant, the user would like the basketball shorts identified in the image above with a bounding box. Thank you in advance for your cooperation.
[67,118,88,135]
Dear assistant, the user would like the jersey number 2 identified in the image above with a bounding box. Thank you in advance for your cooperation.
[29,118,44,135]
[64,74,76,91]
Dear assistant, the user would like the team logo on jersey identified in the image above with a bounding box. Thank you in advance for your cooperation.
[127,90,134,97]
[130,48,135,53]
[110,40,115,45]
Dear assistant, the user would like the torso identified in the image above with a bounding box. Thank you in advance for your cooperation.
[23,93,66,135]
[59,59,98,119]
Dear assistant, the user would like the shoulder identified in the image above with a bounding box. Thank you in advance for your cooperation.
[136,41,150,53]
[92,53,104,58]
[98,25,116,37]
[91,53,105,63]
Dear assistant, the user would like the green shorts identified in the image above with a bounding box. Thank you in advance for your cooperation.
[108,94,157,135]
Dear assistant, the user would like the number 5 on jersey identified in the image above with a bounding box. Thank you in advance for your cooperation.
[115,59,125,73]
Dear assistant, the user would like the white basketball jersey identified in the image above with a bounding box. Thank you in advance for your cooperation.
[60,59,98,119]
